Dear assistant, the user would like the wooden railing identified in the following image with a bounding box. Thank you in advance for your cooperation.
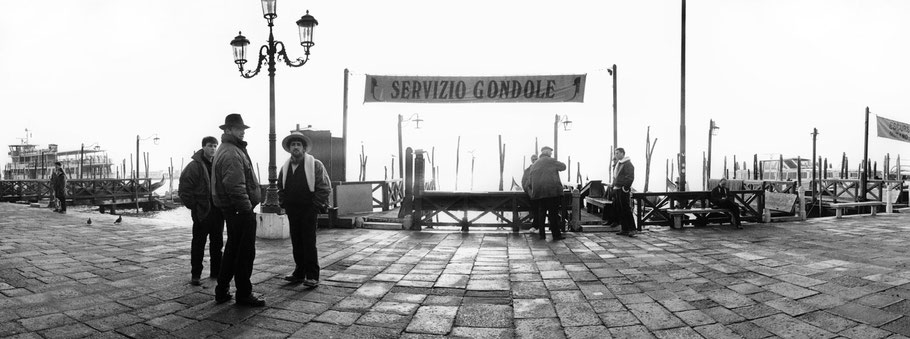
[632,190,765,228]
[412,190,574,232]
[0,178,159,205]
[331,179,404,211]
[815,179,904,203]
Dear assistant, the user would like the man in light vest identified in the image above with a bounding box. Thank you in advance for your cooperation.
[278,131,332,287]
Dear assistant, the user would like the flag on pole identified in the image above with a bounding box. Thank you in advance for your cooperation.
[877,115,910,143]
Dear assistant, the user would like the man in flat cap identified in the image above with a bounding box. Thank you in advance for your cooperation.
[528,146,566,241]
[211,113,265,307]
[278,130,332,287]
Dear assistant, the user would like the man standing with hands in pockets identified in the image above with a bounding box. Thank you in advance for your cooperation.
[279,130,332,288]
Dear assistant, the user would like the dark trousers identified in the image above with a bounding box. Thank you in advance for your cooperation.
[55,193,66,211]
[533,197,563,238]
[712,200,741,225]
[287,205,320,280]
[613,188,635,233]
[191,207,224,277]
[528,198,540,228]
[216,210,257,298]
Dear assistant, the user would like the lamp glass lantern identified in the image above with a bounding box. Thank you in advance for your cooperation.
[230,32,250,65]
[561,115,572,131]
[296,11,318,50]
[261,0,277,19]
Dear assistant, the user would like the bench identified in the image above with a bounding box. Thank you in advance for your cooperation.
[584,196,612,213]
[829,201,886,218]
[667,208,736,229]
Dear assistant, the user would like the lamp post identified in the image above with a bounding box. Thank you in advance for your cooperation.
[553,114,572,161]
[230,0,318,214]
[135,134,159,212]
[136,135,159,180]
[706,119,719,185]
[679,0,687,192]
[398,113,423,179]
[607,64,617,152]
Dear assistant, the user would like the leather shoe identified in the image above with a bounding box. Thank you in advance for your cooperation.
[190,276,201,286]
[235,295,265,307]
[553,235,566,241]
[215,293,232,304]
[303,279,319,287]
[284,275,305,283]
[537,234,546,240]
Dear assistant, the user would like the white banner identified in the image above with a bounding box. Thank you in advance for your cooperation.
[877,115,910,143]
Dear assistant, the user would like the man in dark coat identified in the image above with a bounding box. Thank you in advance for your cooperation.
[611,148,636,236]
[521,154,539,232]
[179,136,224,286]
[528,147,566,241]
[709,178,742,228]
[278,131,332,287]
[211,114,264,307]
[50,162,66,213]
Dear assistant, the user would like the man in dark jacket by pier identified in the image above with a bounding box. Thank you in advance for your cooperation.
[211,114,264,307]
[612,148,636,236]
[179,136,224,286]
[278,131,332,287]
[50,162,66,213]
[528,147,566,241]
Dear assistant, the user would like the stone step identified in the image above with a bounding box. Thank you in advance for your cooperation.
[29,203,42,208]
[771,216,804,222]
[363,216,404,223]
[578,225,618,232]
[363,221,403,230]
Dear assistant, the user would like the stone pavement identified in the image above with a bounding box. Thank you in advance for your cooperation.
[3,203,910,339]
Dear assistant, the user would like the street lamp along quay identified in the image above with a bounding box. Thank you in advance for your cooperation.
[398,113,423,179]
[136,134,159,179]
[229,0,318,214]
[135,134,159,212]
[553,114,572,161]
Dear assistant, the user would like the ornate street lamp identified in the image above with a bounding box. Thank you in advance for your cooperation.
[230,1,318,213]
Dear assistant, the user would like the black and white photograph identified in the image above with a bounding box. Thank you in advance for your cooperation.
[1,0,909,338]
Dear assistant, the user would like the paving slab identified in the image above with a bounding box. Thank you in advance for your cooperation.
[830,302,903,326]
[753,313,837,338]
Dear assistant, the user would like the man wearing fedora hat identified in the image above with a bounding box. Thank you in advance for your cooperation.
[211,113,265,306]
[278,130,332,287]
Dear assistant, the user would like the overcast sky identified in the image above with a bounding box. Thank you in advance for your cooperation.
[2,0,908,191]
